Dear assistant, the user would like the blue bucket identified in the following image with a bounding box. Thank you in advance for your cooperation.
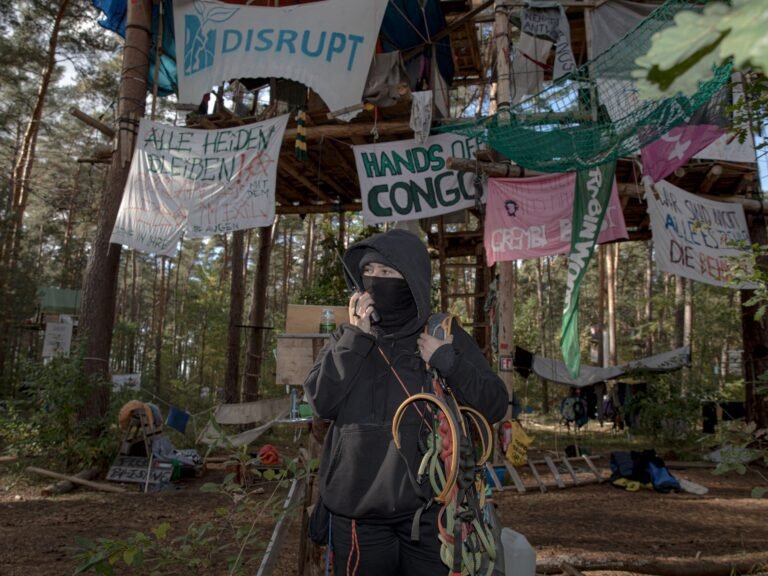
[484,466,507,486]
[166,406,190,433]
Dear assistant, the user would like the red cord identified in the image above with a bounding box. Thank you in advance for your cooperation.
[346,519,360,576]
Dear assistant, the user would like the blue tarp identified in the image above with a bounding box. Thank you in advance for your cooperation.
[92,0,178,96]
[91,0,453,100]
[380,0,455,85]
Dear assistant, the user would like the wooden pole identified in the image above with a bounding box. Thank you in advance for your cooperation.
[493,0,517,419]
[26,467,127,493]
[41,467,100,496]
[69,107,116,139]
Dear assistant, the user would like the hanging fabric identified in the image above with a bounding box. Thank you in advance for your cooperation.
[409,90,433,144]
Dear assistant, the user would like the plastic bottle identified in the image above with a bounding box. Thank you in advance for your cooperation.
[319,308,336,333]
[500,528,536,576]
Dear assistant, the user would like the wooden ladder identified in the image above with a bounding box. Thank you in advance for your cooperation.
[488,455,605,494]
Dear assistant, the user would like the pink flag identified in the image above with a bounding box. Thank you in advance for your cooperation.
[641,124,725,183]
[484,173,628,265]
[642,88,728,182]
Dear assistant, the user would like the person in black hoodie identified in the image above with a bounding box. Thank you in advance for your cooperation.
[304,229,507,576]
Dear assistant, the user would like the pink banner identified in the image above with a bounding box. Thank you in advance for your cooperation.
[641,124,724,183]
[484,173,628,265]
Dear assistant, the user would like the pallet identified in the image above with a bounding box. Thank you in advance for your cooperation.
[492,454,605,494]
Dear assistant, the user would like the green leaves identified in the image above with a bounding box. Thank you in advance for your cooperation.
[634,0,768,98]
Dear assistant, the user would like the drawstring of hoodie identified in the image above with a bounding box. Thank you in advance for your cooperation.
[346,519,360,576]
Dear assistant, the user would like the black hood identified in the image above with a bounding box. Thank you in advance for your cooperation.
[343,229,431,337]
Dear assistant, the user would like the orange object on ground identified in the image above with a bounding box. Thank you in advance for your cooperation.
[258,444,280,465]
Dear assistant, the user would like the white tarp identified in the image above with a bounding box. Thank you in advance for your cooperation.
[590,0,661,61]
[532,355,624,388]
[645,179,754,288]
[529,345,690,387]
[353,132,484,224]
[111,115,288,255]
[174,0,389,115]
[623,346,691,373]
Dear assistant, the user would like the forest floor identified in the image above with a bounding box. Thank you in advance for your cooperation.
[2,422,768,576]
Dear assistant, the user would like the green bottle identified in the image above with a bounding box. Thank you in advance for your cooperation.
[319,308,336,333]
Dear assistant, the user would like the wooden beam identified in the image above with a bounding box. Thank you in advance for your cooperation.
[621,182,767,214]
[26,466,127,493]
[69,107,116,139]
[283,121,411,143]
[276,202,361,215]
[279,161,335,203]
[700,164,723,195]
[447,157,523,177]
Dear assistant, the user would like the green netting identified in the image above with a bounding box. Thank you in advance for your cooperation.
[436,0,732,173]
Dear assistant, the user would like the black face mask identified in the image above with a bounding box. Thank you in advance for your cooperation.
[363,276,417,333]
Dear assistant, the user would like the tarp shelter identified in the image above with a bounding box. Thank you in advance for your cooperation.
[516,345,691,387]
[38,288,82,316]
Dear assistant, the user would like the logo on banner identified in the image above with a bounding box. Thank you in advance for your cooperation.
[184,2,239,75]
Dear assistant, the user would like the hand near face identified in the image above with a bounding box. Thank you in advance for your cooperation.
[349,291,375,334]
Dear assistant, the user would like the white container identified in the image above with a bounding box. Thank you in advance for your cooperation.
[500,528,536,576]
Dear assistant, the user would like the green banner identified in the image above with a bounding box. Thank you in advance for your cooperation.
[560,162,617,378]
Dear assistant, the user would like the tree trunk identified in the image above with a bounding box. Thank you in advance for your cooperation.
[2,0,71,272]
[243,223,275,401]
[645,240,654,355]
[79,0,150,418]
[606,243,617,366]
[674,276,685,349]
[225,231,245,404]
[303,215,315,285]
[742,213,768,428]
[0,0,71,384]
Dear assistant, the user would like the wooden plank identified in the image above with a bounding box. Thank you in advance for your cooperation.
[42,467,100,496]
[0,455,18,464]
[561,457,580,485]
[582,455,604,482]
[26,466,127,493]
[276,338,321,387]
[504,462,526,493]
[544,456,566,489]
[527,461,547,493]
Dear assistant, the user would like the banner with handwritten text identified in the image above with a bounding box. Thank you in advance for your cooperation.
[645,179,753,288]
[353,132,483,224]
[111,115,288,255]
[485,173,627,265]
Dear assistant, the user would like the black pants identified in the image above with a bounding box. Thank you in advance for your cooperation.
[330,506,445,576]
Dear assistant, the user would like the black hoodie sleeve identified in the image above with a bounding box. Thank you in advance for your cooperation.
[428,319,508,424]
[303,323,376,419]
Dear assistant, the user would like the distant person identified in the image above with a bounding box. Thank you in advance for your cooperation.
[304,229,507,575]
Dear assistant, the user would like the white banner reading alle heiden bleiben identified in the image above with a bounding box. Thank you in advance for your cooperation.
[111,114,288,255]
